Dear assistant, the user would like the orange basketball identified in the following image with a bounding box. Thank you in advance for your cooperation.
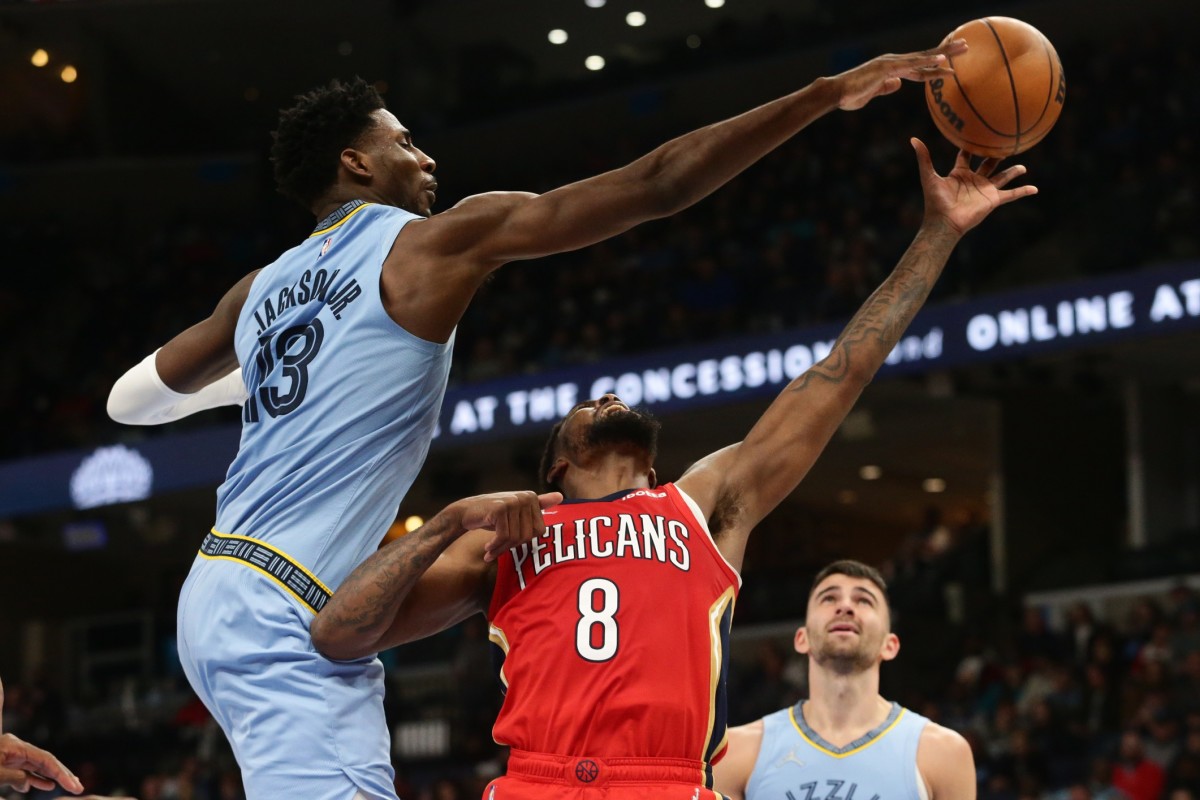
[925,17,1065,158]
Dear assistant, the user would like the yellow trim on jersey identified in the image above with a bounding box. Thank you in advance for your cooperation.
[488,623,511,688]
[788,705,908,759]
[205,528,333,595]
[309,202,374,237]
[702,586,737,785]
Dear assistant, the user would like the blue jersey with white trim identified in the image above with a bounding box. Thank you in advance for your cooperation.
[214,201,454,590]
[746,702,929,800]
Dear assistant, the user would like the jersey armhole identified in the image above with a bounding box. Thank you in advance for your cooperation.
[673,485,742,588]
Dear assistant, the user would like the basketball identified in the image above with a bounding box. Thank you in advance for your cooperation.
[925,17,1065,158]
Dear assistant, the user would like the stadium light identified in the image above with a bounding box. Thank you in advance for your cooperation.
[31,49,49,67]
[60,65,78,83]
[548,29,568,45]
[585,55,605,71]
[626,11,646,27]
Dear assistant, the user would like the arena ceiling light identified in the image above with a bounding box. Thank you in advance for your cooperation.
[585,55,606,71]
[859,465,882,481]
[404,515,424,533]
[626,11,647,27]
[60,65,78,83]
[548,29,569,45]
[705,0,726,7]
[922,478,947,493]
[584,0,606,7]
[31,48,49,67]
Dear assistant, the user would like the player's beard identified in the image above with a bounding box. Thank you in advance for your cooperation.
[585,407,661,459]
[810,633,877,676]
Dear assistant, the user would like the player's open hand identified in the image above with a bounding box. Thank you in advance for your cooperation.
[832,39,966,111]
[449,490,564,562]
[911,137,1037,236]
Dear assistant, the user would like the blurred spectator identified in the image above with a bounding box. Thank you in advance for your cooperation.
[1111,729,1167,800]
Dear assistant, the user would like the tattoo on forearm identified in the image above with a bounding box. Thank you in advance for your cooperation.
[789,223,958,392]
[322,513,460,640]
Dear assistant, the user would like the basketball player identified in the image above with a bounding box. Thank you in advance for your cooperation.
[309,140,1031,799]
[712,560,976,800]
[105,40,971,800]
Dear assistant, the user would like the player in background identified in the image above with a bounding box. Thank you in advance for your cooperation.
[309,139,1031,799]
[712,560,976,800]
[106,39,969,800]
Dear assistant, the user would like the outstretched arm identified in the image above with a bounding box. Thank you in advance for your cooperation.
[386,41,966,341]
[107,270,258,424]
[310,490,561,660]
[677,140,1036,569]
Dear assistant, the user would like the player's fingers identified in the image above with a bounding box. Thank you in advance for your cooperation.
[538,492,563,511]
[0,766,28,789]
[0,737,80,793]
[976,156,1003,178]
[482,533,502,563]
[990,163,1026,188]
[933,38,968,57]
[954,148,973,171]
[519,492,536,533]
[878,77,902,96]
[913,65,956,78]
[997,184,1038,205]
[27,772,57,791]
[909,137,935,174]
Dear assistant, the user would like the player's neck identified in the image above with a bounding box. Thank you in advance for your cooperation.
[802,667,890,745]
[312,188,389,222]
[563,455,653,500]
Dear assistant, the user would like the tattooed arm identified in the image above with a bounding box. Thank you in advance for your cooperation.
[676,138,1036,570]
[310,490,561,660]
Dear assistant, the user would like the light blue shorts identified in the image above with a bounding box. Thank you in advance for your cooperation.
[177,554,398,800]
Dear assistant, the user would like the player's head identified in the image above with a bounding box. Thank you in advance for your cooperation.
[796,559,898,675]
[271,77,437,216]
[539,394,661,496]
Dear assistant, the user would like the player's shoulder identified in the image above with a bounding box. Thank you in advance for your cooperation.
[917,719,971,756]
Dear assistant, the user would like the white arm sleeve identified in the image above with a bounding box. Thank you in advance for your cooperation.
[107,350,248,426]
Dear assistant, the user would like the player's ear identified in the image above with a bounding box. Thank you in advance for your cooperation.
[340,146,372,179]
[794,626,811,656]
[880,632,900,663]
[546,458,568,488]
[647,467,657,488]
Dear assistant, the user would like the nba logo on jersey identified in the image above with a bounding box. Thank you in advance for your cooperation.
[319,236,334,258]
[487,785,496,800]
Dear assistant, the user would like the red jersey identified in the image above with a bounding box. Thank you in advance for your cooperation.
[488,483,740,774]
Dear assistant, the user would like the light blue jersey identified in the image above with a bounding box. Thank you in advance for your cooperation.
[179,200,454,800]
[746,702,930,800]
[215,200,453,591]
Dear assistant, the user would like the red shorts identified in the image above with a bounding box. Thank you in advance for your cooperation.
[482,750,729,800]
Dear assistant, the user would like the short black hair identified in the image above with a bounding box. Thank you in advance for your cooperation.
[538,418,568,495]
[270,77,386,208]
[808,559,891,621]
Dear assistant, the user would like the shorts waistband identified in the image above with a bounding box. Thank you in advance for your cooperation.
[506,750,707,786]
[198,529,331,614]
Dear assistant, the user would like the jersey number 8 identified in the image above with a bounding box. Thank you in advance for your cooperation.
[576,578,620,662]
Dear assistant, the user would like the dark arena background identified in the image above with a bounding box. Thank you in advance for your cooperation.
[2,0,1200,797]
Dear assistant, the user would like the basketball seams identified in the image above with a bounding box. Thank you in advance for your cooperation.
[983,17,1023,153]
[1016,40,1058,137]
[944,22,1017,143]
